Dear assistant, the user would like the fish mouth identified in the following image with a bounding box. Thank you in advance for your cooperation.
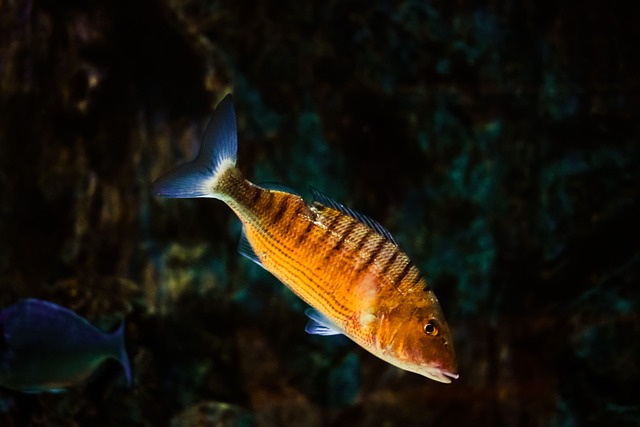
[430,369,459,383]
[441,370,459,381]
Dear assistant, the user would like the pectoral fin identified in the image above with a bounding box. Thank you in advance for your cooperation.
[238,228,265,269]
[304,308,342,336]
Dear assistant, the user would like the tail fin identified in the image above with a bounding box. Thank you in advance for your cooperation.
[112,321,132,387]
[152,94,238,198]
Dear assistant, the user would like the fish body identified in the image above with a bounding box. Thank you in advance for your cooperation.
[0,299,131,393]
[153,95,458,383]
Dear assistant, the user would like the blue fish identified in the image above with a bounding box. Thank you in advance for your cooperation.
[0,299,131,393]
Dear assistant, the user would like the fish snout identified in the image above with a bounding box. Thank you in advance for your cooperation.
[441,369,459,381]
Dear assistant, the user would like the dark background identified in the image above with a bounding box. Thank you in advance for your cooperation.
[1,0,639,426]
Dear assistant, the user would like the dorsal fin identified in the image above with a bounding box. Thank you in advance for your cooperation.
[259,182,300,195]
[310,187,397,245]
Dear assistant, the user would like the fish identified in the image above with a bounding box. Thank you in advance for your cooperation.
[0,299,131,393]
[152,95,458,383]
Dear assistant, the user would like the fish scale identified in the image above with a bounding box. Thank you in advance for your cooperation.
[220,170,424,349]
[227,184,358,324]
[152,94,459,383]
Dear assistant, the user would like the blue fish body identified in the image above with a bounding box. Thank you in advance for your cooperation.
[0,299,131,393]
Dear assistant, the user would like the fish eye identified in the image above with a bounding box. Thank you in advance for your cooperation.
[423,320,438,336]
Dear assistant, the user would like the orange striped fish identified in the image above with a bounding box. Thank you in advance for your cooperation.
[153,95,458,383]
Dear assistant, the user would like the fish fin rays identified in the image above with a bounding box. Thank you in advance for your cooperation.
[259,182,300,195]
[112,321,132,387]
[150,162,217,198]
[238,228,266,269]
[152,94,238,199]
[199,94,238,170]
[304,308,342,336]
[310,187,397,244]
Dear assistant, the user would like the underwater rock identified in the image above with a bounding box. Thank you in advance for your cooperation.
[171,401,254,427]
[235,328,323,427]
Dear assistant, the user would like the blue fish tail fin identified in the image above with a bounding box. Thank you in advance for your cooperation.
[152,94,238,199]
[112,321,132,387]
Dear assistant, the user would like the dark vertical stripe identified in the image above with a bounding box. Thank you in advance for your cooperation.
[409,273,426,290]
[261,191,275,213]
[333,220,358,252]
[271,197,289,224]
[356,239,387,275]
[323,220,358,263]
[289,203,303,218]
[394,260,414,286]
[295,219,315,246]
[282,203,303,234]
[380,247,400,277]
[353,228,373,254]
[249,187,262,206]
[320,213,342,241]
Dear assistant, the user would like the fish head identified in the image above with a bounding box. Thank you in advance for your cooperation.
[378,289,458,383]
